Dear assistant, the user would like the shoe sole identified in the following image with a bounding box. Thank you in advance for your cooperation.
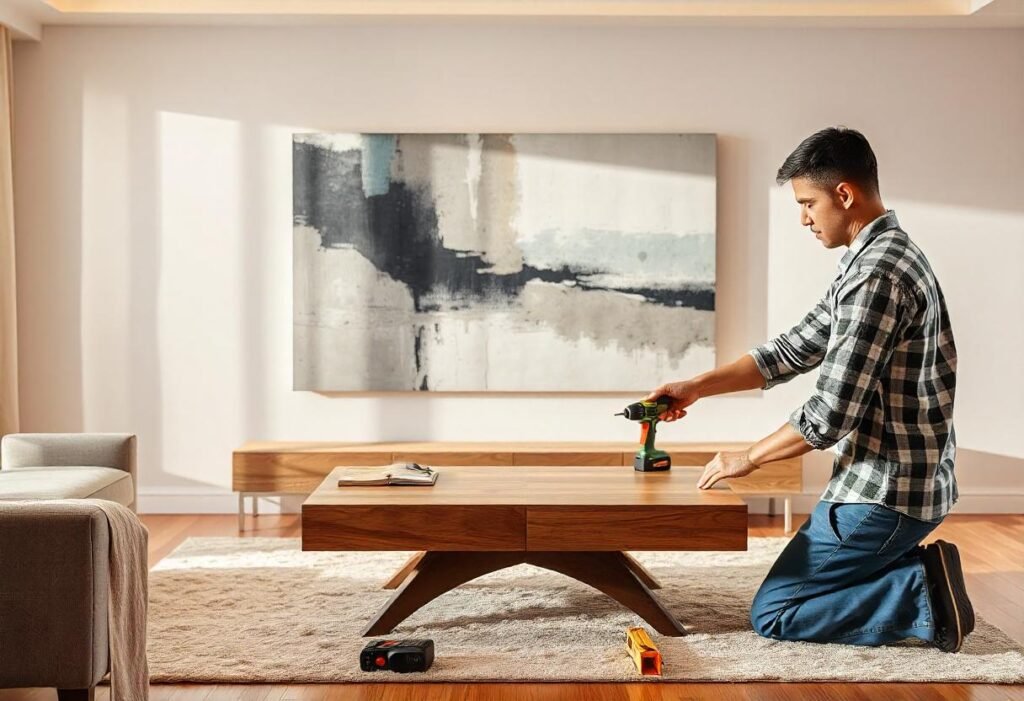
[932,540,974,652]
[936,540,975,634]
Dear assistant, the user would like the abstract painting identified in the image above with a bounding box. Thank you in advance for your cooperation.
[293,133,716,391]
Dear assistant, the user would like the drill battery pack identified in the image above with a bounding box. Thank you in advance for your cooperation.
[633,418,671,471]
[625,626,663,676]
[360,638,435,673]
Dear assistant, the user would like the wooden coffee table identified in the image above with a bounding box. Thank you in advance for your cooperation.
[301,465,747,637]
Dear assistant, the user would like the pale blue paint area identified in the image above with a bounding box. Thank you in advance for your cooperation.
[360,134,397,197]
[520,228,716,283]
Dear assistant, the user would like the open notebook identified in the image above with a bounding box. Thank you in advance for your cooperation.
[335,462,439,487]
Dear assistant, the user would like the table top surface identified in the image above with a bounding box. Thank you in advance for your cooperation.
[303,465,746,509]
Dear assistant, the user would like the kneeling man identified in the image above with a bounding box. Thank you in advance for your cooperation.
[647,126,974,652]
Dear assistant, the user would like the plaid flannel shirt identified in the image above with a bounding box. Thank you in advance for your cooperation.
[750,211,958,522]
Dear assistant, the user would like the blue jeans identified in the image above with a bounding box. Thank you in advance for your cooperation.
[750,500,941,646]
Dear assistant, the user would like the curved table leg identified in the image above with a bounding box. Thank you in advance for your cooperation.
[363,550,687,637]
[526,552,686,636]
[363,551,526,636]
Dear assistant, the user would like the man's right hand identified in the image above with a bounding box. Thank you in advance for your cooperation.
[644,381,701,422]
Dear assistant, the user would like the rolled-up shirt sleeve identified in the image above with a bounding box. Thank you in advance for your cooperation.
[789,271,913,450]
[749,295,832,389]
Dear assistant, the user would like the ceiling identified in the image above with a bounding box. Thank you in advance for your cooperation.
[4,0,1024,39]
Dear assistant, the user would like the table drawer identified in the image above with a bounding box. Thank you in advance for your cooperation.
[526,505,747,552]
[302,505,526,551]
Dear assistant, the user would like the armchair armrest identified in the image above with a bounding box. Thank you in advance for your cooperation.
[0,500,111,689]
[1,433,136,480]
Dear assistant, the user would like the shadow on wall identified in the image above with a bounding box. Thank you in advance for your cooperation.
[10,26,1024,494]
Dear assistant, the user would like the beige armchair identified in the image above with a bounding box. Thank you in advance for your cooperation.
[0,433,138,700]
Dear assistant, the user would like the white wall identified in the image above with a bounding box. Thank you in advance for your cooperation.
[11,25,1024,513]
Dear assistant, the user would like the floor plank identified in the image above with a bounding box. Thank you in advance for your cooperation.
[2,513,1021,700]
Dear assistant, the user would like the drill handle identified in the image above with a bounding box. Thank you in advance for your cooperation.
[639,417,659,453]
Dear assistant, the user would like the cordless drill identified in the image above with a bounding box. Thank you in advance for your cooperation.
[615,395,673,472]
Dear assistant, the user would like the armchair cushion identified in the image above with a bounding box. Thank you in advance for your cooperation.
[0,466,134,506]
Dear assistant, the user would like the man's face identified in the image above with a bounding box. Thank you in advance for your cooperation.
[791,176,852,249]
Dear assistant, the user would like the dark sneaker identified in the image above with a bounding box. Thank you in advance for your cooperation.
[922,540,975,652]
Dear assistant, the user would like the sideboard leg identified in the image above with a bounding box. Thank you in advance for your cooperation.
[238,492,246,532]
[784,497,793,534]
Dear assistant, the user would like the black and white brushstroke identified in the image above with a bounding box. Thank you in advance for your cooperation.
[293,133,716,391]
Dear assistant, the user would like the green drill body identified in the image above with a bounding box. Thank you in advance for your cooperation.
[615,395,673,472]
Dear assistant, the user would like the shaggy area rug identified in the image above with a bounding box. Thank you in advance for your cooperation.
[147,537,1024,683]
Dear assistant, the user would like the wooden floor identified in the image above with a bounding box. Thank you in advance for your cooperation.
[3,513,1022,700]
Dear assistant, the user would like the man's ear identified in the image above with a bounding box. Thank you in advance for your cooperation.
[835,182,856,210]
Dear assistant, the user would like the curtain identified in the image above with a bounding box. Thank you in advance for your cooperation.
[0,25,18,437]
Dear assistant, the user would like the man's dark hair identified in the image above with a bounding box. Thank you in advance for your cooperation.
[776,126,879,194]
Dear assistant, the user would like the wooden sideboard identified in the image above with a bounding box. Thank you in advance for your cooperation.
[233,441,802,532]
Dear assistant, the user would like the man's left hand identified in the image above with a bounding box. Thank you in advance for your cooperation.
[697,450,759,490]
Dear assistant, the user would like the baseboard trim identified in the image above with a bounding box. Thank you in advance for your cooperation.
[137,488,1024,516]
